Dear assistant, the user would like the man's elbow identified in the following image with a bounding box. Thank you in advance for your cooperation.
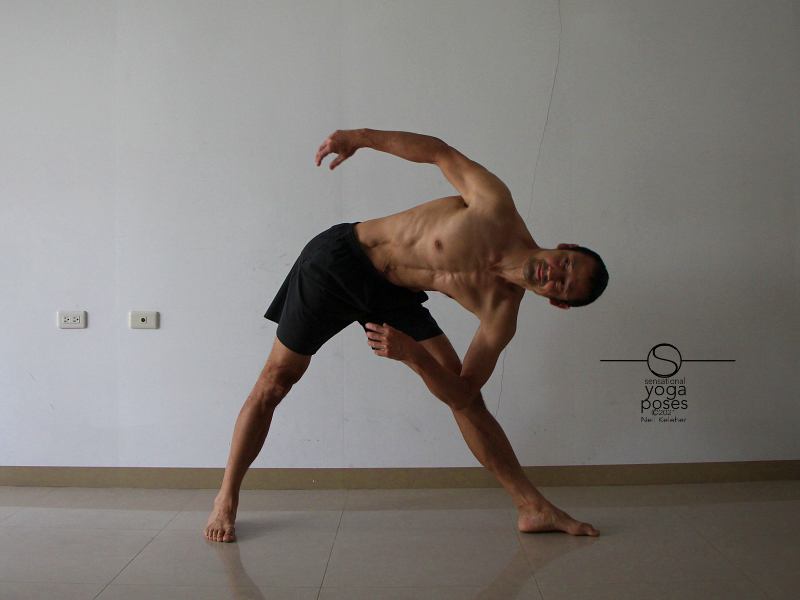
[431,139,452,164]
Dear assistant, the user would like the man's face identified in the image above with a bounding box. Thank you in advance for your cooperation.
[525,245,596,309]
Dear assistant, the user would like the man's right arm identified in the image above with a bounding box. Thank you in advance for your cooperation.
[357,128,446,164]
[408,293,521,411]
[316,128,512,208]
[316,128,446,170]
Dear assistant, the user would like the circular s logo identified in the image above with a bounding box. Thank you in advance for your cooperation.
[646,344,682,377]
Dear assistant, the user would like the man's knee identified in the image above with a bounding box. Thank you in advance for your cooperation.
[254,365,305,406]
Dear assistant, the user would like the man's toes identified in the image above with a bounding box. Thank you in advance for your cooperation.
[564,521,581,535]
[583,523,599,536]
[563,518,590,536]
[203,523,235,542]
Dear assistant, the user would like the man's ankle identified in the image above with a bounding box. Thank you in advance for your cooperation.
[512,490,549,511]
[214,491,239,509]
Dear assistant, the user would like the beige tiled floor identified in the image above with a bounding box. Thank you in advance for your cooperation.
[0,481,797,599]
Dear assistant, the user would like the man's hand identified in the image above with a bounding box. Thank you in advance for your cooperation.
[315,129,362,170]
[365,322,418,362]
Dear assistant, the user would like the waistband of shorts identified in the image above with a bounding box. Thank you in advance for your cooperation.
[342,221,392,282]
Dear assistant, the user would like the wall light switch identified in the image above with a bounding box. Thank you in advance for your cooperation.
[129,311,159,329]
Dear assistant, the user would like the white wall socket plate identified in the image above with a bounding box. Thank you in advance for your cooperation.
[58,310,87,329]
[129,311,159,329]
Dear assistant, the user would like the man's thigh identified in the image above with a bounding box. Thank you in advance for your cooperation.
[418,332,462,374]
[417,332,489,413]
[357,303,443,344]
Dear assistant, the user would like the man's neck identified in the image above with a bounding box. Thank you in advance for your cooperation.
[491,239,541,290]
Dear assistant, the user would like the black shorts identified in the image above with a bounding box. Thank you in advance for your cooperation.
[264,222,443,355]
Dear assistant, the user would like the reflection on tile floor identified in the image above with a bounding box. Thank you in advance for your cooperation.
[0,481,797,599]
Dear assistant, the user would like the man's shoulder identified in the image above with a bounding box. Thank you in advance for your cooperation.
[467,197,533,253]
[478,282,523,331]
[465,190,522,219]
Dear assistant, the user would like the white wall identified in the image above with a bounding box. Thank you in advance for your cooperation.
[1,0,797,468]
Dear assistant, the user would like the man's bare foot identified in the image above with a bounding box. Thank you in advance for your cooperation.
[204,499,238,543]
[517,501,599,536]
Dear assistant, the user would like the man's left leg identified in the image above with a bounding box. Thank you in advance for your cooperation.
[418,333,599,537]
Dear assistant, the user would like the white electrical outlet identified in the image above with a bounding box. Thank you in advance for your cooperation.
[129,310,159,329]
[58,310,87,329]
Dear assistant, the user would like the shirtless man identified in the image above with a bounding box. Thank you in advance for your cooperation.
[204,128,609,543]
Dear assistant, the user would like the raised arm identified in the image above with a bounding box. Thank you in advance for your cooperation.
[315,128,445,169]
[315,128,512,208]
[434,145,512,207]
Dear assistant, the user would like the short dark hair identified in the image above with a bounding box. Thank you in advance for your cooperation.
[565,246,609,307]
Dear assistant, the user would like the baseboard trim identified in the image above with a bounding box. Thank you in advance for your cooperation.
[1,461,798,488]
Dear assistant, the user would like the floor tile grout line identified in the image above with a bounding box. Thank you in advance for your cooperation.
[90,506,183,600]
[316,502,346,600]
[674,508,770,597]
[514,525,546,600]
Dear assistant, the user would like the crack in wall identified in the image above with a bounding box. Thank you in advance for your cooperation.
[496,0,562,419]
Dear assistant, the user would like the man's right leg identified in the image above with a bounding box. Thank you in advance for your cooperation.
[418,333,599,536]
[204,336,311,542]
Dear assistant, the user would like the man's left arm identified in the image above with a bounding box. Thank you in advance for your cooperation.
[407,300,519,410]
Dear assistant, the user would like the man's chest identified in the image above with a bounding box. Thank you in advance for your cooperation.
[434,272,523,320]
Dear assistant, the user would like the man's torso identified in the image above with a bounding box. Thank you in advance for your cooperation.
[354,194,531,320]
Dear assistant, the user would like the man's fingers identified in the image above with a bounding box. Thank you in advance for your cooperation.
[316,141,333,165]
[331,150,354,170]
[365,325,387,355]
[316,147,330,166]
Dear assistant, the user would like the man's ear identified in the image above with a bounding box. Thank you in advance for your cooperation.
[549,298,570,310]
[557,243,580,250]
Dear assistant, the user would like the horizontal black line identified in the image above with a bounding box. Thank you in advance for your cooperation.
[683,359,736,362]
[599,359,736,362]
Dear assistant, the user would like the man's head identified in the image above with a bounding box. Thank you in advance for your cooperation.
[523,243,609,309]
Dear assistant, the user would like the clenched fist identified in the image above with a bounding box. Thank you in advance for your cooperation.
[365,322,418,362]
[315,129,362,170]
